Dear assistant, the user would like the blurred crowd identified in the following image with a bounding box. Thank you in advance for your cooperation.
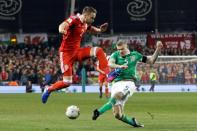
[96,40,197,56]
[0,44,61,87]
[137,62,197,85]
[0,43,197,87]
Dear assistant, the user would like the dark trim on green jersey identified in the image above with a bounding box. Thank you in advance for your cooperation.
[142,56,147,63]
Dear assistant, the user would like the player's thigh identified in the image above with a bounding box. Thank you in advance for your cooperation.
[77,47,91,61]
[111,81,136,106]
[98,74,105,83]
[111,81,136,98]
[59,52,74,82]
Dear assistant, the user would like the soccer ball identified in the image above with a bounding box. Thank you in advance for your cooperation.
[65,105,80,119]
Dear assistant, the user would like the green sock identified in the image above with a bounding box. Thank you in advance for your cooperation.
[120,115,135,126]
[98,98,116,114]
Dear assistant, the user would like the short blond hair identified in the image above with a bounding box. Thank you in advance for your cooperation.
[116,40,127,46]
[82,6,97,14]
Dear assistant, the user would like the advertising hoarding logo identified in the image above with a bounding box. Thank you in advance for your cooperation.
[127,0,152,21]
[0,0,22,16]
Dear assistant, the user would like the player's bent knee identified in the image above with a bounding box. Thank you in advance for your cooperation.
[114,113,122,120]
[95,47,103,56]
[63,76,73,84]
[114,92,124,100]
[95,47,102,51]
[90,47,102,57]
[63,81,71,86]
[62,79,72,85]
[113,105,122,120]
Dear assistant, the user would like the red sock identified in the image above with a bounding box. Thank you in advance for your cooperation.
[48,81,70,92]
[105,88,109,97]
[96,48,109,73]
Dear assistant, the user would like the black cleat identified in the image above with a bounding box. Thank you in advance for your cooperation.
[92,109,100,120]
[132,118,144,128]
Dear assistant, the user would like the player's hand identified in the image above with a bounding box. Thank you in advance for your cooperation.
[156,41,163,50]
[100,23,108,32]
[101,71,106,75]
[119,65,128,69]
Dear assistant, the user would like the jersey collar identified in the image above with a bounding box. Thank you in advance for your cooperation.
[77,13,85,23]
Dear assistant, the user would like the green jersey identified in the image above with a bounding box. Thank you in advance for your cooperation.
[110,51,143,82]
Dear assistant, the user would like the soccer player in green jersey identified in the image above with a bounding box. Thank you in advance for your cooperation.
[92,39,163,127]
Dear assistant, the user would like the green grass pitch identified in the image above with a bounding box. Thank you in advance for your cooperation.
[0,92,197,131]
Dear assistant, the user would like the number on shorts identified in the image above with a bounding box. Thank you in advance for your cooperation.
[122,85,130,100]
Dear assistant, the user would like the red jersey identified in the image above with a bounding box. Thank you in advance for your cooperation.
[59,14,89,52]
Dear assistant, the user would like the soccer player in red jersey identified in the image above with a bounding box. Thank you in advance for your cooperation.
[96,55,110,98]
[42,6,109,103]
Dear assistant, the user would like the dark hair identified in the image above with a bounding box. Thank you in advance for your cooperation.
[82,6,97,14]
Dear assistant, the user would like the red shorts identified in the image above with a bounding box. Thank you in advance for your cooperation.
[59,47,91,76]
[98,74,107,83]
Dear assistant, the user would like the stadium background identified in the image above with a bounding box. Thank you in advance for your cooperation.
[1,1,197,131]
[0,0,197,92]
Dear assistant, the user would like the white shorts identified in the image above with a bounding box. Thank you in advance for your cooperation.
[111,81,136,106]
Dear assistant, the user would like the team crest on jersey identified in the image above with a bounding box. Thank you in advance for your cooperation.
[67,18,72,23]
[130,56,136,61]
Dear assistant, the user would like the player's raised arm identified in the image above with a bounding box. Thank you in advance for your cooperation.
[59,16,75,34]
[58,21,69,34]
[146,41,163,65]
[87,23,108,34]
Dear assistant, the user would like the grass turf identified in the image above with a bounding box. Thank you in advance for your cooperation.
[0,92,197,131]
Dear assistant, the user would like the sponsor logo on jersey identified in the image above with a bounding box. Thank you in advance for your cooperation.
[67,18,73,23]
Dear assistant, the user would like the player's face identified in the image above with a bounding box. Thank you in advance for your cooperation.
[85,12,96,25]
[117,44,128,56]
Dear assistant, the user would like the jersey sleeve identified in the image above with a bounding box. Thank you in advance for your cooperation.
[64,15,76,27]
[110,51,118,61]
[133,51,143,61]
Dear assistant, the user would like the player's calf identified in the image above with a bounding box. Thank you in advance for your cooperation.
[114,113,122,120]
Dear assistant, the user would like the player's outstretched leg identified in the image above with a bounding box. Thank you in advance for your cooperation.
[92,98,116,120]
[41,81,70,104]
